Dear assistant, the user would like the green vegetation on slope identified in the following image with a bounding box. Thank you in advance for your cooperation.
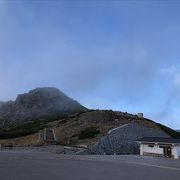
[0,120,46,139]
[0,114,68,139]
[79,127,100,140]
[0,110,180,141]
[156,123,180,138]
[143,118,180,138]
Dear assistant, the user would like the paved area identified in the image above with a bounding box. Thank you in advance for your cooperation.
[0,150,180,180]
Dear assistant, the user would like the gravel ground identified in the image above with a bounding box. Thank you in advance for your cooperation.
[0,145,64,153]
[0,151,180,180]
[0,145,85,154]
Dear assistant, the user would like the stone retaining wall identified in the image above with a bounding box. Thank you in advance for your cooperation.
[86,122,171,155]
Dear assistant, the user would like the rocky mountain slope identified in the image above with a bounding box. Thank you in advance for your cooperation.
[0,88,179,154]
[47,110,180,147]
[0,87,86,128]
[0,102,4,108]
[0,109,179,154]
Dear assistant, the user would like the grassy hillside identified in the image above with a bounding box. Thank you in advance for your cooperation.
[156,123,180,138]
[0,120,48,139]
[0,114,68,139]
[0,110,179,145]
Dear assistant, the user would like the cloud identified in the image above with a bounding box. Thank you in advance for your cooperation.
[154,65,180,127]
[0,1,180,129]
[0,0,8,45]
[161,64,180,89]
[0,0,7,16]
[0,1,156,102]
[0,1,161,104]
[174,73,180,89]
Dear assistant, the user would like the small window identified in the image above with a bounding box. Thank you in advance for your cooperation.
[148,145,154,148]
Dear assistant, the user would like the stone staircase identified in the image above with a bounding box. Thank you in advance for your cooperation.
[38,128,56,144]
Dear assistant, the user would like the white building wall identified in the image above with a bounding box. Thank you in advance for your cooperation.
[140,144,180,159]
[140,144,163,155]
[140,144,143,155]
[176,146,180,158]
[172,146,177,159]
[171,146,180,159]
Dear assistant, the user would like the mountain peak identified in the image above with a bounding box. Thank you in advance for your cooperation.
[15,87,69,105]
[0,87,87,127]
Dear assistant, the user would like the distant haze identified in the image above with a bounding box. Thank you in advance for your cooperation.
[0,1,180,128]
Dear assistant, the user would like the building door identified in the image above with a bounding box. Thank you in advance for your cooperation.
[166,147,172,158]
[163,146,172,158]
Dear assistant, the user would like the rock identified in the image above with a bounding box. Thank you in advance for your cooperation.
[0,87,87,127]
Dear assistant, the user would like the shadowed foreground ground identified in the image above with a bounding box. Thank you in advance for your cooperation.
[0,151,180,180]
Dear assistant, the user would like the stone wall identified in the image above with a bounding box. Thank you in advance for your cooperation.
[86,122,171,155]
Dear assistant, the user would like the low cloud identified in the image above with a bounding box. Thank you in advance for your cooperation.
[161,64,180,89]
[0,1,180,128]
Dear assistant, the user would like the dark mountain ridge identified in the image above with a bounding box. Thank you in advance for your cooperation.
[0,88,179,143]
[0,87,86,128]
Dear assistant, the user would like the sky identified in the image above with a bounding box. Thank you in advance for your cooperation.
[0,0,180,129]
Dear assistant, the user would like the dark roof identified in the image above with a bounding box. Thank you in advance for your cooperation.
[137,137,180,144]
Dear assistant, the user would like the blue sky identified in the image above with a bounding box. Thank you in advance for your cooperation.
[0,0,180,129]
